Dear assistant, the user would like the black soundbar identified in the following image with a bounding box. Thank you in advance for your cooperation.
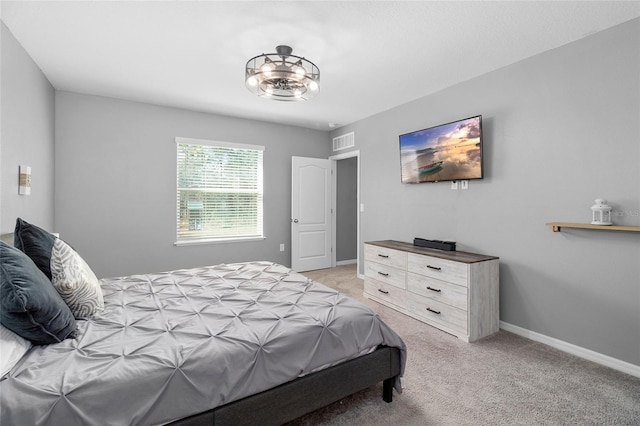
[413,238,456,251]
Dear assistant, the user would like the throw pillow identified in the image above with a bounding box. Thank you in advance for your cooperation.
[0,241,77,345]
[14,217,56,279]
[50,238,104,318]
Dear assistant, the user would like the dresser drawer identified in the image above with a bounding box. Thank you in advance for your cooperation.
[364,262,406,289]
[364,244,407,270]
[364,279,406,309]
[408,253,469,287]
[405,294,467,334]
[407,273,468,311]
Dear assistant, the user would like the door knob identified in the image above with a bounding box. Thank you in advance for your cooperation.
[291,219,299,223]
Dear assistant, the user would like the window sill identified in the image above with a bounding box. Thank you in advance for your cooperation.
[174,236,266,246]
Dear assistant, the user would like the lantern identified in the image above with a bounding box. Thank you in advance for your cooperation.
[591,199,612,225]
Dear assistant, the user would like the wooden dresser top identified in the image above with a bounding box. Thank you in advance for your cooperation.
[366,240,498,264]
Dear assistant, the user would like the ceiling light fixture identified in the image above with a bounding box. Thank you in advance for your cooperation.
[245,45,320,101]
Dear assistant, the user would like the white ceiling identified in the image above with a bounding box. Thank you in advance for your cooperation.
[2,1,639,131]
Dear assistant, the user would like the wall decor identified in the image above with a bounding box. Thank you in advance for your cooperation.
[591,198,612,225]
[19,165,31,195]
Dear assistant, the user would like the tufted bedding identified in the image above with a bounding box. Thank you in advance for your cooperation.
[1,261,406,425]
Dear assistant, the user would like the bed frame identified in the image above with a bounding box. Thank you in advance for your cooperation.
[170,345,401,426]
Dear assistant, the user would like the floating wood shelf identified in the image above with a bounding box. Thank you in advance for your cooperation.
[546,222,640,233]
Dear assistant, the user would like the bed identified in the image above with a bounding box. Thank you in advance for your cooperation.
[1,255,406,425]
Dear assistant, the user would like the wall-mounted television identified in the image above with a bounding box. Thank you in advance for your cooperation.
[399,115,483,183]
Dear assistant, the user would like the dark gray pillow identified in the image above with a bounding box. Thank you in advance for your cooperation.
[14,218,56,280]
[0,241,77,345]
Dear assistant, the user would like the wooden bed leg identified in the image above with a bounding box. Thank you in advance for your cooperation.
[382,378,394,403]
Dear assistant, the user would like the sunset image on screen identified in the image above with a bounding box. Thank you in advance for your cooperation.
[400,116,482,183]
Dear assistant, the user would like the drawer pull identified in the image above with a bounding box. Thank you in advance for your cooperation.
[426,286,441,293]
[378,272,389,277]
[378,289,389,295]
[426,265,442,271]
[426,307,441,315]
[377,254,389,258]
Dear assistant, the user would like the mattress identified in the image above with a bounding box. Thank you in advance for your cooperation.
[1,261,406,425]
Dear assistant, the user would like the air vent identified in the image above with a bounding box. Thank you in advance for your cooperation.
[332,132,355,151]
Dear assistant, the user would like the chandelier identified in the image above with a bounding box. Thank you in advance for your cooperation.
[245,45,320,101]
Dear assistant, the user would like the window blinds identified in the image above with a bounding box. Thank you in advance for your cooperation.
[176,138,264,241]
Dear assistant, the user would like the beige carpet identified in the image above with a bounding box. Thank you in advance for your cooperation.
[287,264,640,426]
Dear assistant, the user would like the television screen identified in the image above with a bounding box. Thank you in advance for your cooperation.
[399,115,483,183]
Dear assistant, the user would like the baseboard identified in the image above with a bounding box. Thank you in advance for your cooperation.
[336,259,357,266]
[500,321,640,378]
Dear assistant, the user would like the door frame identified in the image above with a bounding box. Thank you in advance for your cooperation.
[329,150,360,270]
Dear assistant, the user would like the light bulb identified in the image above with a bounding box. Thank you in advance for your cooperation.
[309,81,319,91]
[261,63,274,75]
[247,76,257,86]
[294,89,302,98]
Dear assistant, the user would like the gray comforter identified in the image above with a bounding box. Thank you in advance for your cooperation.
[1,262,406,425]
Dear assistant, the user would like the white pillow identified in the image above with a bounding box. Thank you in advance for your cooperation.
[0,325,32,376]
[50,238,104,319]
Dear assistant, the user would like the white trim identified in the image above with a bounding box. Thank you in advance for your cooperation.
[336,259,357,266]
[500,321,640,378]
[329,150,360,161]
[329,150,361,271]
[174,236,265,246]
[175,137,265,152]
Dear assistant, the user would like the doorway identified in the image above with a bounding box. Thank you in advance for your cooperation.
[330,150,360,272]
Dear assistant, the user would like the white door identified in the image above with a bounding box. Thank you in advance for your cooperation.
[291,156,332,272]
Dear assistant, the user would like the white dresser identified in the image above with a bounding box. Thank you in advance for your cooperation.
[364,240,499,342]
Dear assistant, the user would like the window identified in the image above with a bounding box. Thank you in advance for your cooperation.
[175,137,264,244]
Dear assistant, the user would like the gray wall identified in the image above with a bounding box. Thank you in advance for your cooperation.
[336,156,357,262]
[331,19,640,366]
[55,92,330,278]
[1,23,55,234]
